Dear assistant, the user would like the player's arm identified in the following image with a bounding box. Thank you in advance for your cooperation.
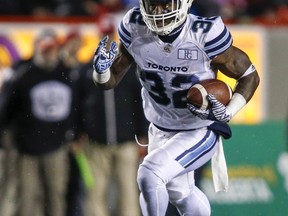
[92,36,135,90]
[212,45,260,102]
[188,16,260,123]
[202,45,260,121]
[188,45,260,122]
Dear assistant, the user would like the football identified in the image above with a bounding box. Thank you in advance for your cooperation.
[187,79,233,110]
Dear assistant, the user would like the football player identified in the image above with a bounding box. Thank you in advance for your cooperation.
[92,0,260,215]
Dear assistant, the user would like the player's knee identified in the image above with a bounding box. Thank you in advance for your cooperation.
[171,187,211,216]
[137,165,155,191]
[137,165,164,193]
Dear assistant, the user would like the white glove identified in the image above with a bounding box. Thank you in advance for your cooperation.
[187,94,232,123]
[93,35,118,74]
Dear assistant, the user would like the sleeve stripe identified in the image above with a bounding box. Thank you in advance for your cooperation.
[118,21,132,48]
[206,37,233,59]
[205,27,228,47]
[204,27,233,59]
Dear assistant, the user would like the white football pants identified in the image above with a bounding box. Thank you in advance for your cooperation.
[137,123,218,216]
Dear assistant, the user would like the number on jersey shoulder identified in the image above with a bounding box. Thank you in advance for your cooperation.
[129,8,145,25]
[191,16,218,33]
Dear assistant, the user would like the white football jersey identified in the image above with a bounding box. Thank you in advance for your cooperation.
[118,7,233,130]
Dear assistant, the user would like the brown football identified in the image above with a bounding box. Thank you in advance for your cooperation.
[187,79,233,110]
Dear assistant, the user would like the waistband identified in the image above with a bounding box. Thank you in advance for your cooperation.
[153,124,196,132]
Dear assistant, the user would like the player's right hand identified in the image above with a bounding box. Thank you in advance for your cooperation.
[207,94,232,122]
[187,94,232,123]
[93,36,118,74]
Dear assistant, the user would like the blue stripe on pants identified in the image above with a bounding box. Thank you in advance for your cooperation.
[175,130,217,168]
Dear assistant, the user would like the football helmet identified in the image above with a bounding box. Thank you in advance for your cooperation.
[140,0,193,35]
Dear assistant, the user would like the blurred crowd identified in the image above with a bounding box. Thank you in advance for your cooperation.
[192,0,288,24]
[0,25,149,216]
[0,0,288,24]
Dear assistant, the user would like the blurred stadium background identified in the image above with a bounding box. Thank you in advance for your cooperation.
[0,0,288,215]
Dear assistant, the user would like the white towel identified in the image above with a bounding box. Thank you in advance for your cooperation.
[211,136,229,192]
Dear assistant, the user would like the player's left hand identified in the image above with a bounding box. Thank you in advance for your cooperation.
[93,35,118,74]
[187,94,232,123]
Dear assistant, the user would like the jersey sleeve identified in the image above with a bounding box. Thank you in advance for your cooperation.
[204,17,233,59]
[118,9,134,49]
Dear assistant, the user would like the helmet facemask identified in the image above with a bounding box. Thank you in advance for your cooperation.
[140,0,193,35]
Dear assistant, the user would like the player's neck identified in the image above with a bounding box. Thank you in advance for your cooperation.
[158,23,184,44]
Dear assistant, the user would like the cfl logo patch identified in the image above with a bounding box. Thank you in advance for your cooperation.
[178,49,198,60]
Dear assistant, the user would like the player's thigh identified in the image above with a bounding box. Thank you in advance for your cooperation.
[142,127,217,182]
[166,171,195,201]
